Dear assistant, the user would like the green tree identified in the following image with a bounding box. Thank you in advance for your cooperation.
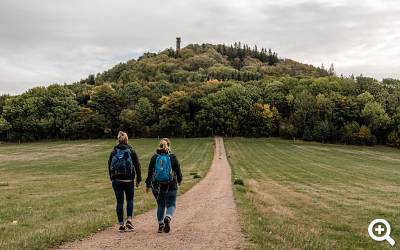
[119,109,137,134]
[361,101,389,131]
[117,82,143,108]
[88,84,121,132]
[183,54,217,71]
[0,116,11,139]
[279,120,297,140]
[43,85,80,138]
[387,131,400,147]
[354,125,376,145]
[3,87,47,140]
[313,120,333,143]
[293,90,315,134]
[158,91,191,136]
[357,91,374,105]
[340,121,360,144]
[197,84,259,136]
[73,107,110,138]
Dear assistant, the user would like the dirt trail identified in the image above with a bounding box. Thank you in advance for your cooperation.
[58,137,242,250]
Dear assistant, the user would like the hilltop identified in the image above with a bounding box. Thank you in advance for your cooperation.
[81,43,329,86]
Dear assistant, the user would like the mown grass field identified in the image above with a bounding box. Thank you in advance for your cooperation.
[0,138,213,250]
[225,138,400,250]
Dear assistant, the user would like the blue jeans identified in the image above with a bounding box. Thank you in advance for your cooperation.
[112,180,134,224]
[152,187,177,224]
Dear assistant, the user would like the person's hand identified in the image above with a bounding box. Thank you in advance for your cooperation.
[145,187,149,193]
[136,182,140,188]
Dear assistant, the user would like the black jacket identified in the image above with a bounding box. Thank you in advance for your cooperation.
[108,144,142,182]
[145,149,182,190]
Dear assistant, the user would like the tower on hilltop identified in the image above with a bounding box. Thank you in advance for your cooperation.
[176,37,181,56]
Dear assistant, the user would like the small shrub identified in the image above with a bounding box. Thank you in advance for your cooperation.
[234,177,244,186]
[279,121,297,139]
[341,121,360,144]
[0,182,9,187]
[235,185,247,193]
[189,172,197,176]
[193,174,201,179]
[103,127,112,135]
[387,131,400,148]
[302,127,313,141]
[354,125,376,145]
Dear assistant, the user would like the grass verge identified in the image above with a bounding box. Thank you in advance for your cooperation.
[225,137,400,250]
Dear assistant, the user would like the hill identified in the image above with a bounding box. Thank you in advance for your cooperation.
[85,43,327,86]
[0,42,399,146]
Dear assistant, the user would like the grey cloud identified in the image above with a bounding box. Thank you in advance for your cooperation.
[0,0,399,94]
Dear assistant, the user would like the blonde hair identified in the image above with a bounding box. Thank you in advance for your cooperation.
[159,138,171,151]
[117,131,128,144]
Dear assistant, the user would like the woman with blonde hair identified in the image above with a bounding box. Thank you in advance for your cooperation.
[108,131,141,231]
[145,138,182,233]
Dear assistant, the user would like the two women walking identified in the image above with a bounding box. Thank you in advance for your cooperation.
[108,132,182,233]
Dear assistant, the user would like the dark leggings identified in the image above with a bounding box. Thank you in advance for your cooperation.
[112,180,134,223]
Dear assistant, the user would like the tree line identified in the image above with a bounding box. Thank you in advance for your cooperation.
[0,43,399,147]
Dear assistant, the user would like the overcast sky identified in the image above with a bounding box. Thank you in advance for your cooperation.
[0,0,399,95]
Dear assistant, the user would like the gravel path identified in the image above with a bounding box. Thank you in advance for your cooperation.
[58,137,242,250]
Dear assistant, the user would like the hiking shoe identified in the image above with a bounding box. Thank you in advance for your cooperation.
[158,223,165,233]
[119,225,126,231]
[126,220,134,230]
[163,216,171,233]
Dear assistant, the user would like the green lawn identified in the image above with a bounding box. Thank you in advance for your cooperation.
[225,138,400,250]
[0,138,213,250]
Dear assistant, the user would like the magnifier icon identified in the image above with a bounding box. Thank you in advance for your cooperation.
[368,219,396,246]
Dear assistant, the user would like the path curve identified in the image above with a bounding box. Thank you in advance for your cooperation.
[58,137,242,250]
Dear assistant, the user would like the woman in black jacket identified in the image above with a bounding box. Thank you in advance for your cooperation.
[108,131,141,231]
[145,138,182,233]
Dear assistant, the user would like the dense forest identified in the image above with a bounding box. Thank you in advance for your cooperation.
[0,42,399,147]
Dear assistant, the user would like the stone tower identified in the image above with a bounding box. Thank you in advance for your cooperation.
[176,37,181,55]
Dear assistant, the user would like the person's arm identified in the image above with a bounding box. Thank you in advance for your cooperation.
[130,148,142,183]
[146,155,156,188]
[171,155,183,185]
[108,150,115,181]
